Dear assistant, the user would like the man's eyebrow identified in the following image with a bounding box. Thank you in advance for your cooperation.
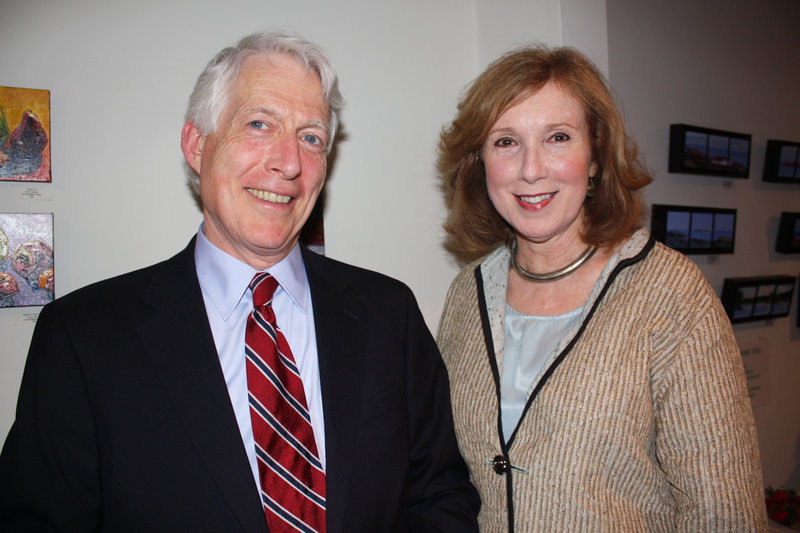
[245,106,281,119]
[245,107,329,133]
[307,120,330,133]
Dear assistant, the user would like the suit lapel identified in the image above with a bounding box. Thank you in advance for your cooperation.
[137,240,267,533]
[302,248,365,533]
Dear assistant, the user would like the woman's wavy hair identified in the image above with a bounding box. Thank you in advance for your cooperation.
[438,45,652,262]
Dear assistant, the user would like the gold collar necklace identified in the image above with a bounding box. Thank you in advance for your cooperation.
[511,240,597,282]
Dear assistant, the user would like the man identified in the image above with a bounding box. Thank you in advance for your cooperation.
[0,30,479,532]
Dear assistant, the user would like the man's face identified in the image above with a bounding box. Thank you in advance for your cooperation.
[183,53,330,269]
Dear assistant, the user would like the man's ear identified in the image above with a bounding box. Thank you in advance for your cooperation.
[181,121,205,175]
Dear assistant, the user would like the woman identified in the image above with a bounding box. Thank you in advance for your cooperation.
[436,45,766,532]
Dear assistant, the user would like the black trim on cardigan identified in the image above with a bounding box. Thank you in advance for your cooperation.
[474,266,515,533]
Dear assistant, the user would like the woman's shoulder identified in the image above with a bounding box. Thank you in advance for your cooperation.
[439,246,508,336]
[642,239,710,285]
[604,230,721,323]
[620,238,725,331]
[448,245,507,289]
[612,228,709,285]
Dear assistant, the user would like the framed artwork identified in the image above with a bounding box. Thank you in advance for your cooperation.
[651,204,736,254]
[0,86,51,182]
[721,275,795,324]
[0,213,54,308]
[776,212,800,254]
[669,123,750,178]
[763,139,800,183]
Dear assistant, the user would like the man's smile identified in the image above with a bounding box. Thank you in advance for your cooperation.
[247,187,292,204]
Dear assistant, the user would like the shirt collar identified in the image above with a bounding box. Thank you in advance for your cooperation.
[194,224,310,320]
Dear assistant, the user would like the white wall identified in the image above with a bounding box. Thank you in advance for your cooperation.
[7,0,794,496]
[0,0,570,449]
[476,0,562,67]
[606,0,800,488]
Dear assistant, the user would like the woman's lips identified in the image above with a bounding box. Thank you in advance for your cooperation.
[517,192,555,210]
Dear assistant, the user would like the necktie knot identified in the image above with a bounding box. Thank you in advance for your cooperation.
[250,272,279,308]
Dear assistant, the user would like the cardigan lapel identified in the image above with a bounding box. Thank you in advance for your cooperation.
[137,239,267,533]
[301,247,365,533]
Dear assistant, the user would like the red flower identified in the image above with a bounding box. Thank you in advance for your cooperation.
[774,490,791,504]
[772,508,790,524]
[765,487,799,527]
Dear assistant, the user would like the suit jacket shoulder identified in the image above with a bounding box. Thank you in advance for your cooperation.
[0,237,268,532]
[301,246,414,301]
[47,238,198,321]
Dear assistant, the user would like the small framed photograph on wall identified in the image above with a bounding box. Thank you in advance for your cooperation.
[721,275,795,324]
[763,139,800,183]
[651,204,736,254]
[776,212,800,254]
[669,124,751,178]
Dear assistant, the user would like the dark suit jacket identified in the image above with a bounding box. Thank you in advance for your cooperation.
[0,239,479,532]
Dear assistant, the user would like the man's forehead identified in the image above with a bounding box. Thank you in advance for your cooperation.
[238,54,322,94]
[231,54,328,117]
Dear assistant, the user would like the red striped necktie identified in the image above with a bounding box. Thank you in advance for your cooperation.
[245,272,326,533]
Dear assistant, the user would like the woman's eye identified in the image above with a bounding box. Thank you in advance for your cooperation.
[494,137,515,147]
[552,132,570,142]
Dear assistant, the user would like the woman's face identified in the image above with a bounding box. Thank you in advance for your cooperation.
[482,81,596,247]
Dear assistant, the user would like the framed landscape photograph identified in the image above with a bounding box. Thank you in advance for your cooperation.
[651,204,736,254]
[721,275,795,324]
[763,139,800,183]
[669,124,750,178]
[776,212,800,254]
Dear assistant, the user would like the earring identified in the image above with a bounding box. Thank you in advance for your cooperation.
[586,177,596,198]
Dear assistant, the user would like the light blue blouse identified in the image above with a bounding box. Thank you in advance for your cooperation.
[501,304,582,442]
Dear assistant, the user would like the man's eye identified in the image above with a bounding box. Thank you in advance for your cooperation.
[249,120,267,129]
[303,134,322,145]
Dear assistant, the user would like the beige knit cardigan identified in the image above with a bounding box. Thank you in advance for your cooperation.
[437,229,766,532]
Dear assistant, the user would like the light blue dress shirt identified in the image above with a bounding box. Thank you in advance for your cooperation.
[194,227,325,498]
